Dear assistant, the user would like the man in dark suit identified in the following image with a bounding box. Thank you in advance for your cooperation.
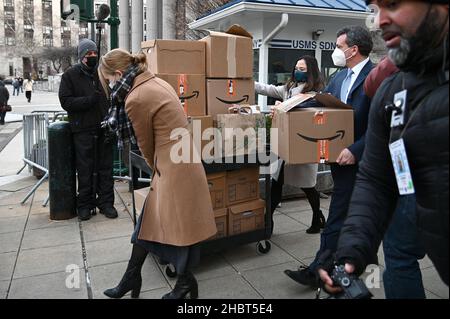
[284,25,374,287]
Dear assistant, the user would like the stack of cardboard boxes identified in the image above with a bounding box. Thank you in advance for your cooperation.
[141,39,214,158]
[201,26,255,118]
[141,26,258,159]
[133,168,265,239]
[201,27,264,239]
[206,167,265,239]
[141,39,207,116]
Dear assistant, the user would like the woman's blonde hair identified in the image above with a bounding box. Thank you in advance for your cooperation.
[98,48,148,95]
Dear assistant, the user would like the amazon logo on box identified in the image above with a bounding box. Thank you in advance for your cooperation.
[156,74,206,116]
[206,79,255,118]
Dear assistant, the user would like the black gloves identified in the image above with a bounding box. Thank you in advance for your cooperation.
[316,249,335,273]
[90,91,103,105]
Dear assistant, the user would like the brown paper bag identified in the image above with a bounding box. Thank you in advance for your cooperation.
[215,108,266,158]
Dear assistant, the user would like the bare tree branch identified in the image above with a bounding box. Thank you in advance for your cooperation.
[172,0,232,40]
[39,46,77,74]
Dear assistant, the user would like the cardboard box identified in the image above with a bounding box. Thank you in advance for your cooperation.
[272,93,354,164]
[134,187,150,216]
[207,172,226,210]
[157,74,206,116]
[226,167,260,206]
[207,79,255,118]
[201,25,253,79]
[228,199,265,236]
[142,40,205,75]
[210,208,228,239]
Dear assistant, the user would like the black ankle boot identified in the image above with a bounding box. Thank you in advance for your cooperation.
[306,210,325,234]
[104,244,147,299]
[103,266,142,299]
[284,266,319,288]
[162,272,198,299]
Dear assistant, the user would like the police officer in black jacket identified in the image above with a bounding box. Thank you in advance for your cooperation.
[318,0,449,293]
[59,39,118,221]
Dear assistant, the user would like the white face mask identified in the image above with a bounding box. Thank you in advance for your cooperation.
[108,73,121,90]
[332,47,352,67]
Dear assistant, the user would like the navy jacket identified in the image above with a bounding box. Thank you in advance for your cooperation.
[336,70,449,284]
[324,60,373,162]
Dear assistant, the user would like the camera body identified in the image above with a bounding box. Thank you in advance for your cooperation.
[329,265,372,299]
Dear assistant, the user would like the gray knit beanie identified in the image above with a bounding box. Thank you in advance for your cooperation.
[78,38,97,61]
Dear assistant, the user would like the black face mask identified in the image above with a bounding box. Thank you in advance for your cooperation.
[85,56,98,69]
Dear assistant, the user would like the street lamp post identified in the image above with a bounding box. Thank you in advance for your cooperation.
[78,2,120,52]
[108,0,119,50]
[92,2,119,53]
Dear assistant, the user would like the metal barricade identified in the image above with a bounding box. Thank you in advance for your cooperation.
[17,111,68,206]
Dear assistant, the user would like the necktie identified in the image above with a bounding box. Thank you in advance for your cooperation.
[340,69,354,103]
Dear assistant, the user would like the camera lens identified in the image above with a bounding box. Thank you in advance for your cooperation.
[341,277,351,287]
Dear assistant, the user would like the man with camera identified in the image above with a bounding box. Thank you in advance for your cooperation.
[318,0,449,295]
[59,38,118,221]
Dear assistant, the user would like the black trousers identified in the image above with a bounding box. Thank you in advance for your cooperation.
[26,91,32,102]
[270,162,321,216]
[72,130,114,210]
[0,111,6,124]
[270,162,321,235]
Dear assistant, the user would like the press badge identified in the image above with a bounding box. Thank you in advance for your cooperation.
[390,90,407,127]
[389,138,415,195]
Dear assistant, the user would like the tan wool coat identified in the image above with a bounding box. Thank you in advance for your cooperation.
[125,71,217,246]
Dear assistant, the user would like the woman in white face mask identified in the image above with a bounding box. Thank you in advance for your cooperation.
[254,55,327,235]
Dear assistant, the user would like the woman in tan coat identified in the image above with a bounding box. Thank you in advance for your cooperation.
[98,49,217,299]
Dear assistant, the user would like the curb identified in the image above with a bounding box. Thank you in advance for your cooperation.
[0,126,23,153]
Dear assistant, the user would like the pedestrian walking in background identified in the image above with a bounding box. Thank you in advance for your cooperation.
[23,75,34,103]
[0,79,10,125]
[12,78,20,96]
[18,76,24,93]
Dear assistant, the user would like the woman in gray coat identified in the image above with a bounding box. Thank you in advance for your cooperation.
[256,55,325,233]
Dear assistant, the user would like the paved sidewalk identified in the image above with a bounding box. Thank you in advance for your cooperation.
[0,119,448,299]
[0,176,448,299]
[0,123,22,154]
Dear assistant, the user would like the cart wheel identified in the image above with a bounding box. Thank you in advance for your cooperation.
[256,241,271,255]
[165,265,177,278]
